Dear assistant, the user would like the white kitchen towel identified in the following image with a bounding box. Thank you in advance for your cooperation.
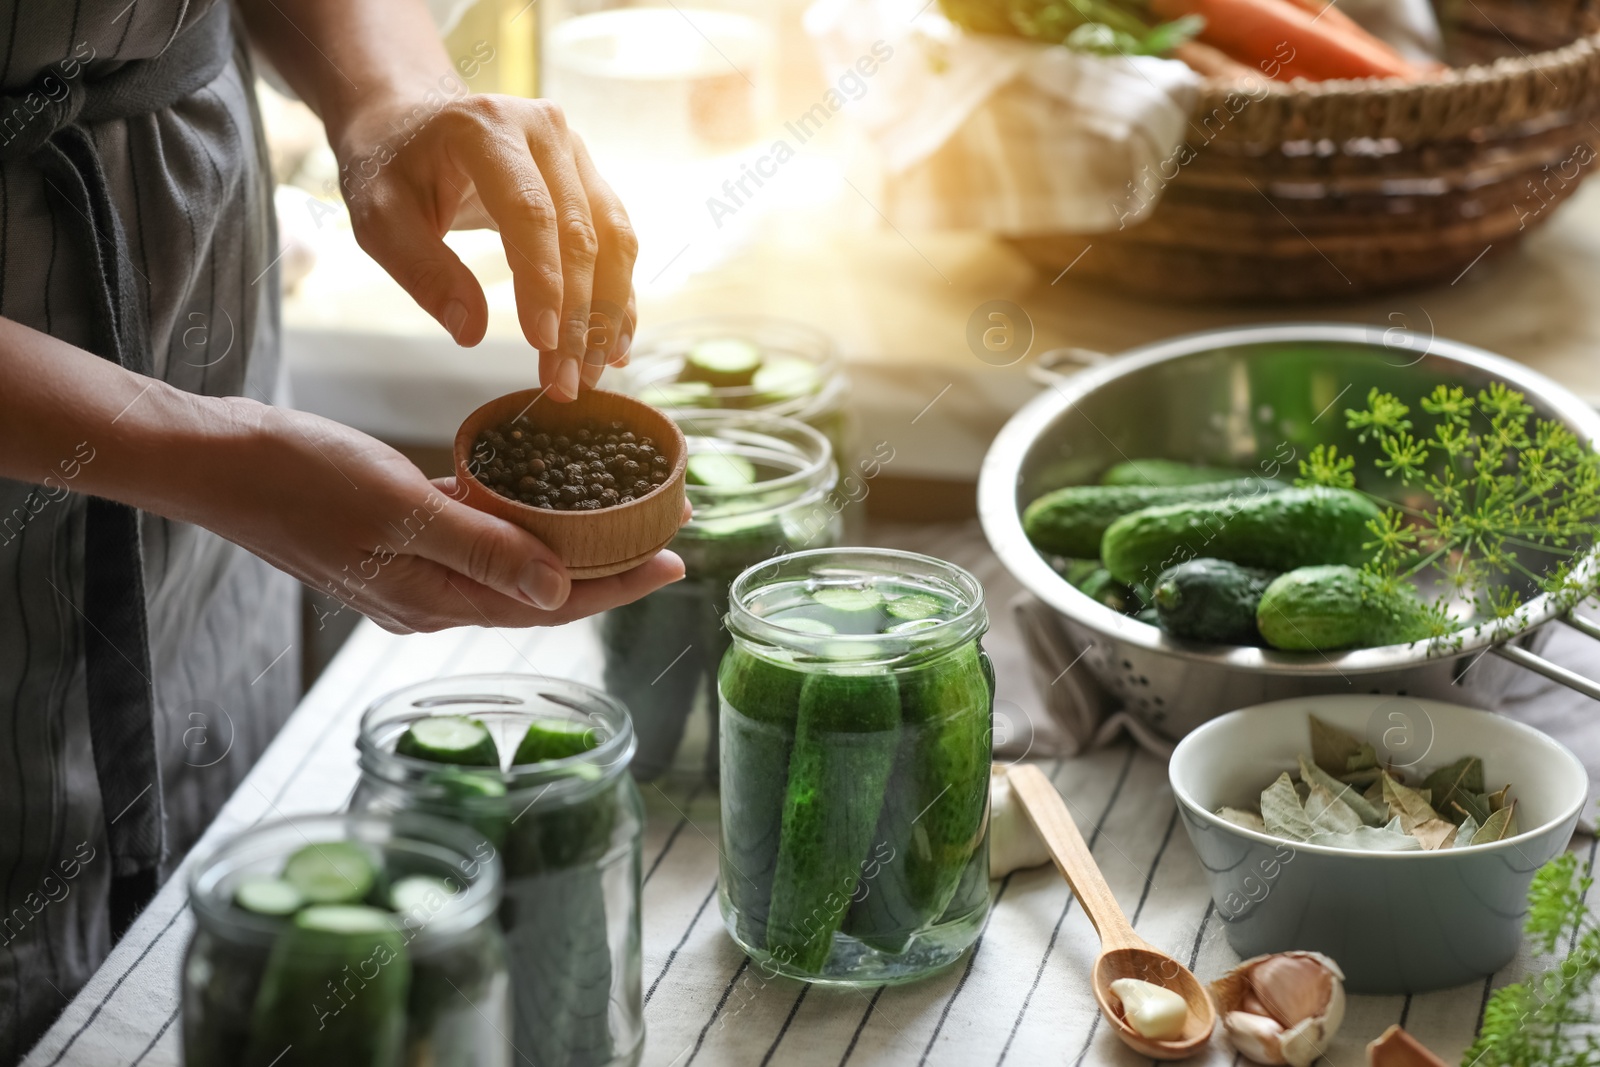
[804,0,1202,233]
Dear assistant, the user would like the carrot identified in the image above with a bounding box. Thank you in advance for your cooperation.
[1172,40,1263,83]
[1149,0,1422,81]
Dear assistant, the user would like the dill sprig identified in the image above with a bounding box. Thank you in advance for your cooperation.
[1463,853,1600,1067]
[1296,384,1600,647]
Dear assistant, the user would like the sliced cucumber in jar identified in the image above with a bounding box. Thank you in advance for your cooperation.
[389,874,458,918]
[811,587,882,613]
[282,841,378,906]
[683,338,762,388]
[885,593,944,621]
[234,876,304,917]
[395,715,500,768]
[512,718,602,764]
[776,616,837,636]
[649,380,717,409]
[751,356,821,404]
[687,452,757,487]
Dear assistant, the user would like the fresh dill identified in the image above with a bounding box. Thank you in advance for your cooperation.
[1296,384,1600,646]
[1464,852,1600,1067]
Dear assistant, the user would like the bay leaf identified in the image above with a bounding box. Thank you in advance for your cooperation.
[1216,806,1266,833]
[1261,771,1317,842]
[1422,756,1485,823]
[1338,767,1386,788]
[1311,715,1370,776]
[1299,754,1386,826]
[1487,785,1511,812]
[1307,824,1423,852]
[1411,818,1456,850]
[1383,773,1442,831]
[1452,791,1492,826]
[1452,814,1479,848]
[1305,782,1363,834]
[1363,777,1386,807]
[1470,803,1518,845]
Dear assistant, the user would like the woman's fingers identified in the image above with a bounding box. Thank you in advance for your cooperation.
[349,187,488,346]
[569,133,637,380]
[522,111,604,395]
[447,100,567,365]
[409,496,572,611]
[396,549,685,630]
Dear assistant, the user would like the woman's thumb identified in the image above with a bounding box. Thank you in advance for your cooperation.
[413,496,571,610]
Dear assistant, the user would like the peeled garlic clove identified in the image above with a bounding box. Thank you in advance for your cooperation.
[1210,952,1345,1067]
[1108,978,1188,1040]
[989,765,1052,878]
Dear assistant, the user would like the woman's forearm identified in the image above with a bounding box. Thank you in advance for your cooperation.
[236,0,453,150]
[0,316,251,523]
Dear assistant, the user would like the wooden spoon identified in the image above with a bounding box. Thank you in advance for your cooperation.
[1007,764,1216,1060]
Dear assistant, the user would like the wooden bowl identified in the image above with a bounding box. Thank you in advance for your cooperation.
[453,388,687,579]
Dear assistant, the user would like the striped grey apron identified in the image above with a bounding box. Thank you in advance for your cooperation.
[0,1,298,1059]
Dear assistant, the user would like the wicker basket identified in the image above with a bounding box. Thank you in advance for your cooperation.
[1010,0,1600,300]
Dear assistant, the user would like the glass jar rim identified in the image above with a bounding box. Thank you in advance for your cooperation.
[187,811,501,946]
[356,674,637,801]
[725,547,989,663]
[674,409,836,517]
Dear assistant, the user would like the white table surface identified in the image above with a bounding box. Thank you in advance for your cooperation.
[24,605,1594,1067]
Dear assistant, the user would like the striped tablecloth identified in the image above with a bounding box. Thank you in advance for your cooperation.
[23,616,1589,1067]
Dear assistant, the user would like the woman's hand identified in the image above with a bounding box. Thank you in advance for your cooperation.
[199,398,684,634]
[334,94,637,402]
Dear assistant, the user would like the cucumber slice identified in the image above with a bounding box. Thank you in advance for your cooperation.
[512,718,602,765]
[650,380,717,409]
[246,904,409,1067]
[682,338,762,388]
[389,874,457,917]
[234,876,304,918]
[687,452,757,487]
[283,842,378,905]
[885,593,944,621]
[811,587,882,613]
[766,669,900,973]
[395,715,500,768]
[777,616,837,635]
[751,356,821,404]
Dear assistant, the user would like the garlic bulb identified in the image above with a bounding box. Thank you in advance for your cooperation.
[1210,952,1345,1067]
[988,765,1052,878]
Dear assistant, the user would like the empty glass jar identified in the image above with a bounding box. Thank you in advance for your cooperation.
[718,548,994,983]
[183,812,509,1067]
[600,409,840,779]
[350,676,645,1067]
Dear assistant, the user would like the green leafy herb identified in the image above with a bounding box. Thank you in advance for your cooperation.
[937,0,1201,56]
[1464,852,1600,1067]
[1297,385,1600,647]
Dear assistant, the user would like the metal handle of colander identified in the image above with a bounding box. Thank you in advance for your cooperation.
[1490,614,1600,702]
[1027,347,1110,387]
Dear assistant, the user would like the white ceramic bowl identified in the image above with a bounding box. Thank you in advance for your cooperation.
[1169,694,1587,993]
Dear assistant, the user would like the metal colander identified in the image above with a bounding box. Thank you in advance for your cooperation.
[978,324,1600,739]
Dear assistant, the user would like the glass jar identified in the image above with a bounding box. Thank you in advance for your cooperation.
[717,548,994,984]
[601,409,841,779]
[619,315,853,474]
[183,812,509,1067]
[351,676,645,1067]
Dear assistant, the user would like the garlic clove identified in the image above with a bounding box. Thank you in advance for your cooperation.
[988,765,1053,878]
[1108,978,1188,1040]
[1222,1010,1290,1066]
[1211,952,1345,1067]
[1250,953,1336,1027]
